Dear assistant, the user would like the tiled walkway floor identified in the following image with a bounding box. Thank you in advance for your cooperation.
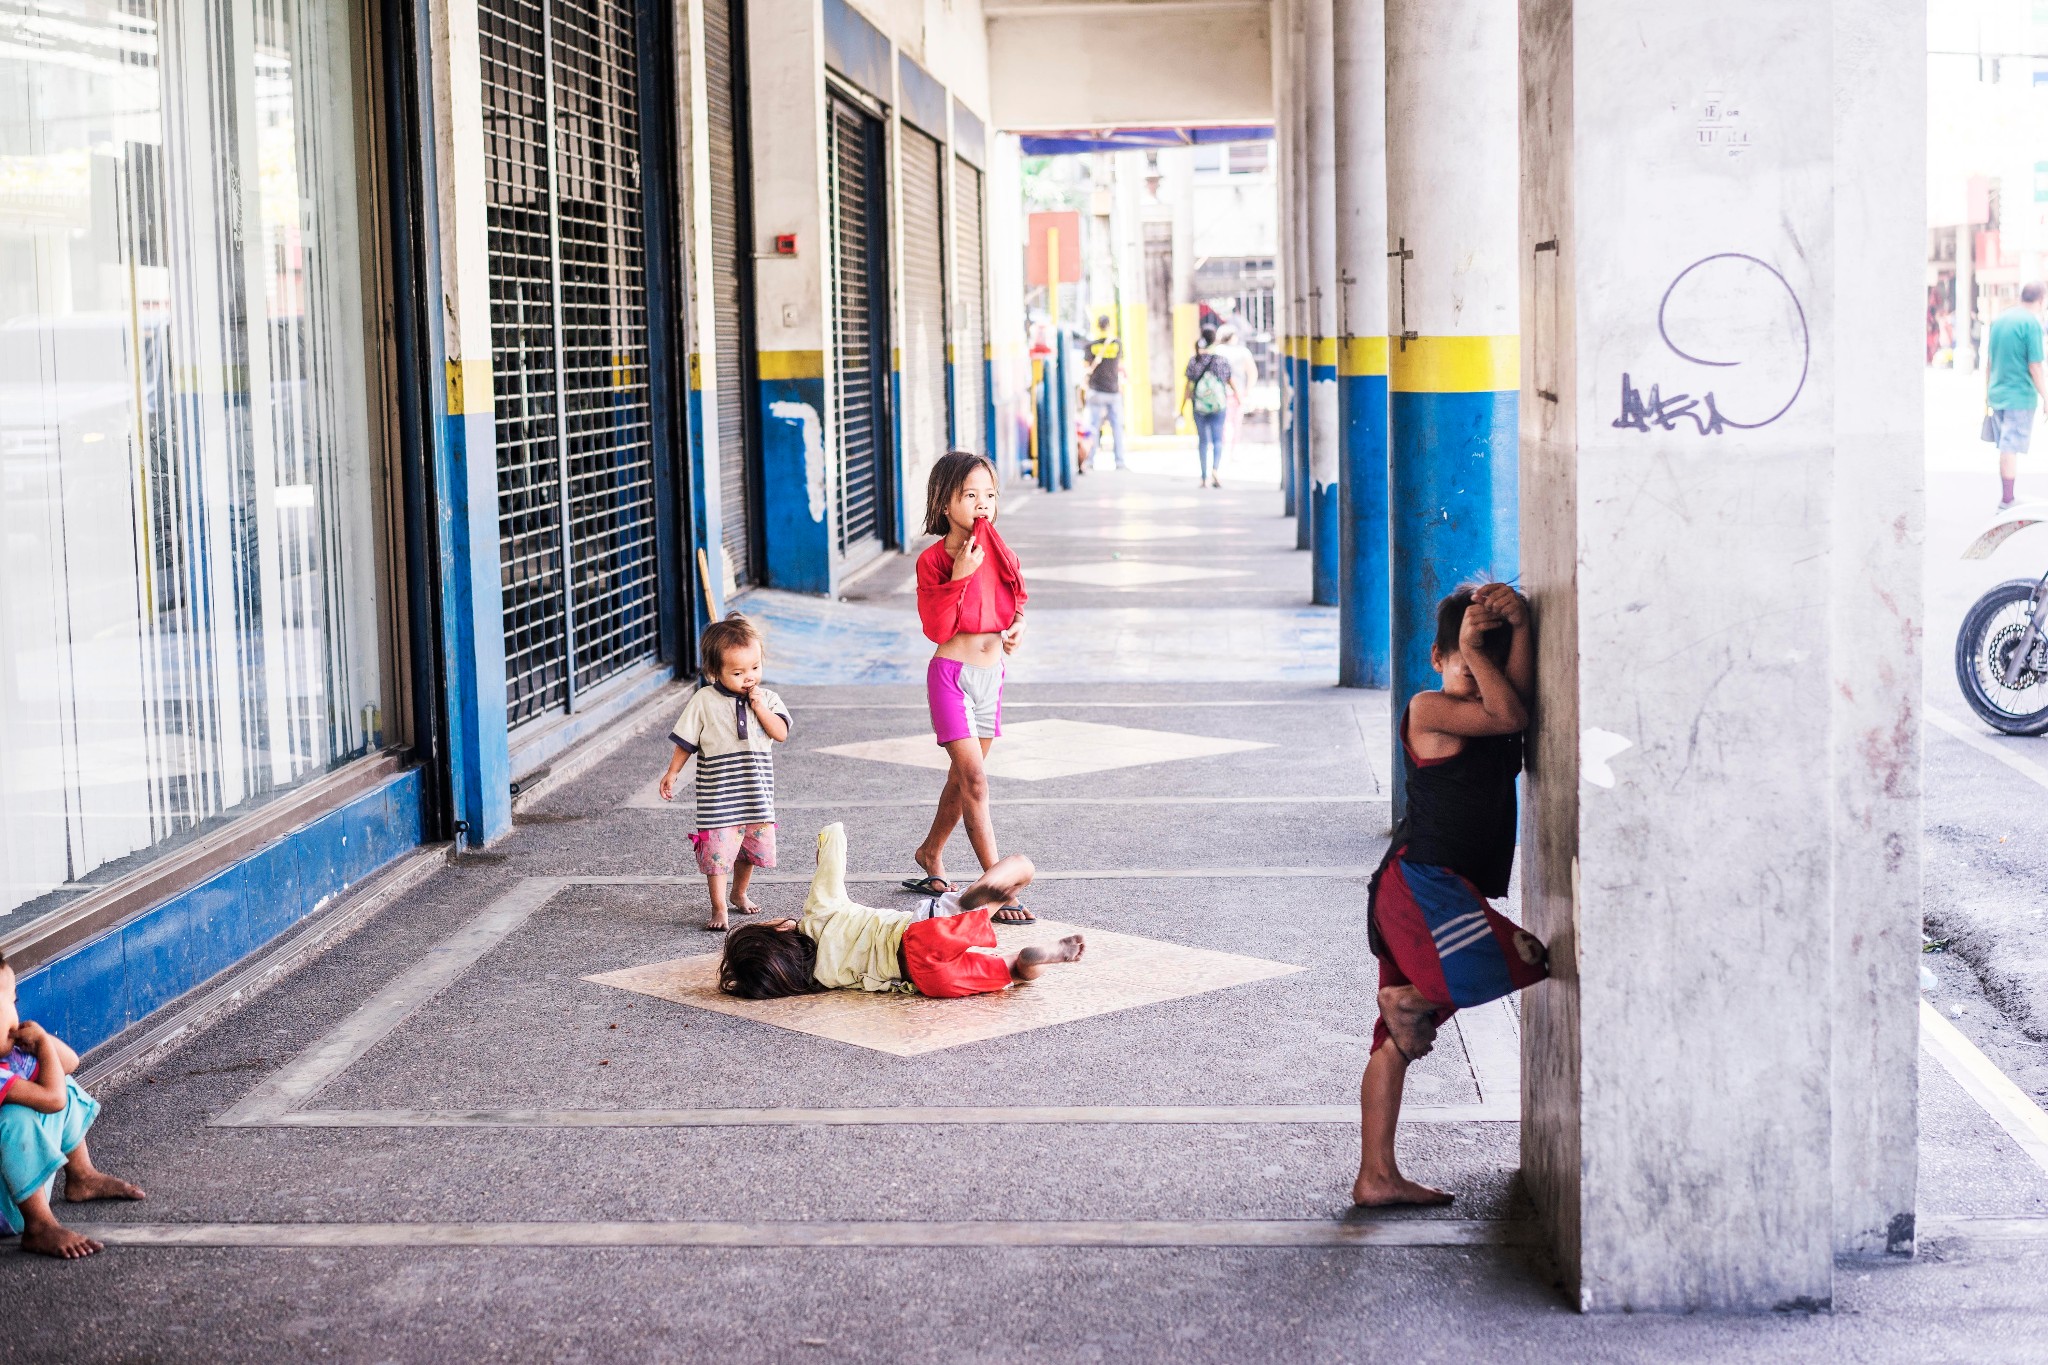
[23,447,2048,1362]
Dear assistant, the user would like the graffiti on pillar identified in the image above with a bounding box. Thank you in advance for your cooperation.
[1611,253,1809,435]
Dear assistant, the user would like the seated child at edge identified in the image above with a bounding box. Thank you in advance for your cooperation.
[1355,582,1551,1210]
[658,612,791,932]
[720,824,1084,1001]
[0,953,146,1259]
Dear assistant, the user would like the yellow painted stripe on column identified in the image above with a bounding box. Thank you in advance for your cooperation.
[757,349,826,380]
[688,353,703,390]
[1311,337,1338,369]
[1389,335,1520,393]
[445,358,492,415]
[1338,337,1389,377]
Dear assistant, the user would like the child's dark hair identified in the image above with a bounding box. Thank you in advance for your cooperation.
[700,611,762,677]
[719,923,823,999]
[923,449,998,537]
[1434,583,1514,666]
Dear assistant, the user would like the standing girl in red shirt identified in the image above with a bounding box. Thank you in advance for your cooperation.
[905,451,1034,922]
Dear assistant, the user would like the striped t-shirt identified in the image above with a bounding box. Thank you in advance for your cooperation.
[670,682,790,830]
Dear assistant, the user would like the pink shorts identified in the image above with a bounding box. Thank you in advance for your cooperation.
[927,657,1004,746]
[691,822,777,876]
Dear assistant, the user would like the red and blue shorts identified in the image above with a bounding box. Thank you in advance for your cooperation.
[1368,853,1549,1053]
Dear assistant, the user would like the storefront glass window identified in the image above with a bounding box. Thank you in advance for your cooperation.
[0,0,385,922]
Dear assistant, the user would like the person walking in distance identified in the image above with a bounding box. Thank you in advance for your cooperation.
[1211,322,1258,479]
[1084,314,1128,471]
[1181,326,1233,489]
[1984,282,2048,510]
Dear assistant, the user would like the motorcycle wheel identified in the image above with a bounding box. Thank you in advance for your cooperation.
[1955,577,2048,736]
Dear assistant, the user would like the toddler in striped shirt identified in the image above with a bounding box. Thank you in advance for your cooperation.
[658,613,791,931]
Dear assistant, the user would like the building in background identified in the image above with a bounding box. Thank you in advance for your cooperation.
[1927,0,2048,367]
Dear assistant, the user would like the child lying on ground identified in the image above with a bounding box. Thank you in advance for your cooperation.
[1355,582,1550,1209]
[720,823,1083,1000]
[0,954,145,1258]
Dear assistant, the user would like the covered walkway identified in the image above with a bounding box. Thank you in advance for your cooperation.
[17,456,2048,1359]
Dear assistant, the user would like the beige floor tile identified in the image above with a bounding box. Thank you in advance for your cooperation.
[585,919,1304,1057]
[815,718,1271,782]
[1028,560,1252,588]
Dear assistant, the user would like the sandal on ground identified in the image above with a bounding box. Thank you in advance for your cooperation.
[900,875,955,895]
[990,904,1036,925]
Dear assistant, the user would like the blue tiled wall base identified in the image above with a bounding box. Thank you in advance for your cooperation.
[759,375,833,594]
[18,769,425,1056]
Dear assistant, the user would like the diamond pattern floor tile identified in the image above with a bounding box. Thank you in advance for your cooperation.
[813,718,1272,781]
[585,918,1303,1056]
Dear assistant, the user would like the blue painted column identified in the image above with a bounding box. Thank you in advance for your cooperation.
[1386,0,1519,814]
[1294,338,1313,549]
[1035,356,1056,491]
[1338,342,1389,686]
[1280,341,1297,513]
[984,347,1000,468]
[1333,0,1390,686]
[1054,334,1074,490]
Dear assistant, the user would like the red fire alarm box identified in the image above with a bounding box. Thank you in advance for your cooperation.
[774,233,797,256]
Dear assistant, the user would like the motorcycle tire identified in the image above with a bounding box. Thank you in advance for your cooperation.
[1955,577,2048,736]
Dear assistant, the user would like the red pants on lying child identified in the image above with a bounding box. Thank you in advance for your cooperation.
[900,909,1015,998]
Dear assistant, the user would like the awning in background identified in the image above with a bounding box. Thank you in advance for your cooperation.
[1017,125,1274,156]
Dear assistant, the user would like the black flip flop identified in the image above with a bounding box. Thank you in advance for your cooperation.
[900,875,954,895]
[990,904,1036,925]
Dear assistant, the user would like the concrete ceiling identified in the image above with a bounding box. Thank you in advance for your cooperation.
[984,0,1274,133]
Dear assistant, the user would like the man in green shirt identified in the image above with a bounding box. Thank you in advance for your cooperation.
[1985,282,2047,510]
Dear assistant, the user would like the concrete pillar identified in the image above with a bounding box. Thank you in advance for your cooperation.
[426,0,511,846]
[1517,0,1922,1310]
[1828,0,1923,1262]
[1286,0,1312,549]
[1305,0,1339,606]
[1385,0,1518,809]
[1272,0,1296,513]
[1332,0,1388,687]
[747,0,833,594]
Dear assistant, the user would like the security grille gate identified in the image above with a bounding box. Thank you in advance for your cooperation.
[704,0,758,586]
[952,157,988,454]
[826,92,891,561]
[898,127,948,482]
[481,0,660,728]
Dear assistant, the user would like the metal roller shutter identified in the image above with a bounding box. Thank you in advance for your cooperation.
[952,157,987,456]
[826,93,890,562]
[704,0,757,587]
[481,0,660,727]
[898,127,948,490]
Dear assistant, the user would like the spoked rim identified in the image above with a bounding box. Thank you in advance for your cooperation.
[1969,600,2048,721]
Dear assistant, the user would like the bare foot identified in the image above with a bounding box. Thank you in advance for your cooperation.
[64,1170,145,1203]
[21,1221,103,1259]
[1350,1173,1456,1208]
[1011,935,1086,981]
[703,913,730,932]
[731,897,762,916]
[1377,985,1440,1061]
